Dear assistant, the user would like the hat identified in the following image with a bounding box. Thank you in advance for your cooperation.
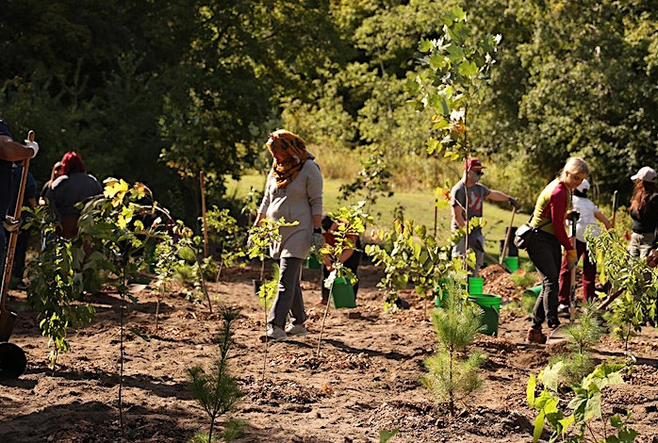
[630,166,657,183]
[576,179,590,193]
[464,158,484,170]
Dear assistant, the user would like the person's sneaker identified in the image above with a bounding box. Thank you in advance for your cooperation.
[557,304,569,316]
[285,324,309,337]
[266,324,288,342]
[527,327,547,344]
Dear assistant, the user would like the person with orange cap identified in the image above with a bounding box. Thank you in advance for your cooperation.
[450,157,518,276]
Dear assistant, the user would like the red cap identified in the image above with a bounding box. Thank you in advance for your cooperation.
[464,158,484,170]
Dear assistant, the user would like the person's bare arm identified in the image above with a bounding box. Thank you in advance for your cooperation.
[595,210,612,230]
[487,190,512,202]
[452,204,465,228]
[0,135,36,162]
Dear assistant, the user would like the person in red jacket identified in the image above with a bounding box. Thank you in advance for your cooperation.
[526,157,589,344]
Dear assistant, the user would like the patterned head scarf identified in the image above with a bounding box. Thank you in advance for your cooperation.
[266,129,314,188]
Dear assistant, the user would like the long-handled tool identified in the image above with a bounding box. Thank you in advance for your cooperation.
[499,206,517,270]
[568,211,579,323]
[548,210,580,344]
[0,130,34,378]
[611,190,618,228]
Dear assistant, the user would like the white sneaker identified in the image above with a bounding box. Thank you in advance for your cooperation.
[285,324,309,336]
[266,324,288,341]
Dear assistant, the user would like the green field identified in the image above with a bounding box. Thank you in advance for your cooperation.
[226,174,529,262]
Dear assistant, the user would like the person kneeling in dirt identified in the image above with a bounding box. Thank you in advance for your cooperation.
[450,157,518,277]
[319,214,362,305]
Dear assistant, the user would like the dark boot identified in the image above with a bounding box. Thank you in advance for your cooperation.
[527,326,547,344]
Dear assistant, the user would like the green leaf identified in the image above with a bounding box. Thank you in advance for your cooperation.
[527,373,537,406]
[540,361,563,392]
[418,39,433,53]
[458,60,478,77]
[609,414,624,428]
[583,392,602,420]
[557,415,574,435]
[379,428,399,443]
[178,246,196,262]
[533,411,545,443]
[534,391,558,414]
[618,428,638,442]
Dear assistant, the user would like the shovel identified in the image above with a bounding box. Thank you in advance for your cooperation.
[0,130,34,377]
[498,206,517,272]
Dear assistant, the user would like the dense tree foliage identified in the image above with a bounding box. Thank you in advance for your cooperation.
[2,0,658,222]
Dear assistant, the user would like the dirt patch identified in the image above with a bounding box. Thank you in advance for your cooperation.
[1,263,657,442]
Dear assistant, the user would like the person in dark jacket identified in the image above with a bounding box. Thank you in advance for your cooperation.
[627,166,658,259]
[0,111,39,271]
[44,151,102,239]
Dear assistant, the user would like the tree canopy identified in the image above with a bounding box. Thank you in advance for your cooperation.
[2,0,657,223]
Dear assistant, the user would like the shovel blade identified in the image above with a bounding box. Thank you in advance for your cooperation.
[0,309,17,342]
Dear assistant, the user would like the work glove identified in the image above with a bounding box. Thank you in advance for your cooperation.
[24,139,39,158]
[311,232,325,249]
[566,249,578,270]
[3,216,21,233]
[508,197,519,209]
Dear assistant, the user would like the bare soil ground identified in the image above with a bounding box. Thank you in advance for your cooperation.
[1,260,658,443]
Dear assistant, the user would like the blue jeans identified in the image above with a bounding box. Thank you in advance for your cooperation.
[528,230,561,328]
[267,257,306,328]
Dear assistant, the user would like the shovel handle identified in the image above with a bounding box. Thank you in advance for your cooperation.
[499,206,517,264]
[0,130,35,313]
[611,190,618,228]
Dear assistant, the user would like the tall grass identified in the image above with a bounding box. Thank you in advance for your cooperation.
[230,147,631,260]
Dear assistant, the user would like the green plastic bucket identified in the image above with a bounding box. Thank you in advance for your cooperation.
[468,277,483,295]
[468,294,501,336]
[524,285,542,298]
[305,253,322,269]
[434,278,466,307]
[331,277,356,308]
[434,278,449,307]
[504,256,519,272]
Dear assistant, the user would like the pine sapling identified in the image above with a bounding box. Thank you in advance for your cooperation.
[420,281,486,415]
[188,307,243,443]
